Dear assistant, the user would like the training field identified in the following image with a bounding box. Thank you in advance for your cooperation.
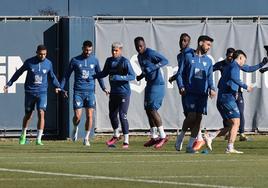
[0,135,268,188]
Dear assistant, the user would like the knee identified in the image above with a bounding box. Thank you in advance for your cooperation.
[73,115,81,124]
[119,112,128,122]
[186,113,197,123]
[37,110,45,118]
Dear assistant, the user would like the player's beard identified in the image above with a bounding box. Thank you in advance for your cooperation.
[200,46,208,55]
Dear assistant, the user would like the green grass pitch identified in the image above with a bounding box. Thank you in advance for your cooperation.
[0,135,268,188]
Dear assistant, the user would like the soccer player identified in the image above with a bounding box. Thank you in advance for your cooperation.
[134,36,169,149]
[93,42,135,148]
[175,35,216,153]
[3,45,62,145]
[258,45,268,73]
[214,48,268,141]
[204,50,253,154]
[169,33,192,83]
[60,40,108,146]
[170,33,205,151]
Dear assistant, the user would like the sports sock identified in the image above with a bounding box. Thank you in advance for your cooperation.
[197,130,203,141]
[73,125,78,132]
[187,137,196,148]
[177,130,185,142]
[114,128,120,138]
[227,143,234,150]
[84,130,90,140]
[37,129,43,141]
[150,127,158,139]
[158,126,166,139]
[123,134,129,144]
[21,128,27,136]
[208,132,218,140]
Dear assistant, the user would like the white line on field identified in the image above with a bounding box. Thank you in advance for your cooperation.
[135,175,268,179]
[0,167,251,188]
[5,158,268,165]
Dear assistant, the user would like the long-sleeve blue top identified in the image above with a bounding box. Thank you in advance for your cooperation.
[217,60,248,95]
[6,56,60,93]
[137,48,168,86]
[176,52,215,95]
[94,56,135,96]
[173,48,195,80]
[213,59,266,74]
[61,54,106,92]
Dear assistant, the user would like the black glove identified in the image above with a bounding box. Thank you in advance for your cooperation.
[262,57,268,64]
[136,74,144,81]
[259,67,268,73]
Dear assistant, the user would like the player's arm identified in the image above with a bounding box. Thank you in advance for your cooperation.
[242,57,268,72]
[95,59,108,92]
[213,61,223,72]
[48,63,63,94]
[60,59,75,90]
[169,54,181,83]
[136,56,145,81]
[93,59,110,79]
[230,65,248,90]
[111,60,136,82]
[144,51,168,74]
[207,64,216,98]
[175,54,186,95]
[4,62,27,92]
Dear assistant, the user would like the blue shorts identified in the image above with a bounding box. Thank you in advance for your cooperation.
[144,84,165,110]
[217,94,240,120]
[25,92,47,113]
[183,93,208,115]
[73,91,95,109]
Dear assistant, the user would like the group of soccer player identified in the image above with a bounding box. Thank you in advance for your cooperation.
[3,33,268,153]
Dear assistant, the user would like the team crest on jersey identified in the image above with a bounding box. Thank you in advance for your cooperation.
[34,75,42,84]
[202,62,207,66]
[79,64,82,67]
[190,104,195,109]
[191,60,195,64]
[31,69,35,72]
[90,64,95,69]
[42,69,47,74]
[82,70,89,79]
[76,101,81,106]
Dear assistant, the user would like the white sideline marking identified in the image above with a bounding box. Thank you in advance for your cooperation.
[6,158,268,165]
[135,175,268,179]
[0,167,251,188]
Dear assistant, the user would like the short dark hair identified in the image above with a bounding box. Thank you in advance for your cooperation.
[226,47,235,56]
[232,50,247,59]
[83,40,93,47]
[134,36,144,44]
[198,35,214,43]
[180,33,191,40]
[36,45,47,52]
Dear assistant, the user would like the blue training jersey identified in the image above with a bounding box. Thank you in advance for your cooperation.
[213,59,266,74]
[61,54,106,92]
[175,48,195,82]
[217,60,248,96]
[6,56,60,93]
[137,48,168,86]
[94,56,135,96]
[176,52,215,95]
